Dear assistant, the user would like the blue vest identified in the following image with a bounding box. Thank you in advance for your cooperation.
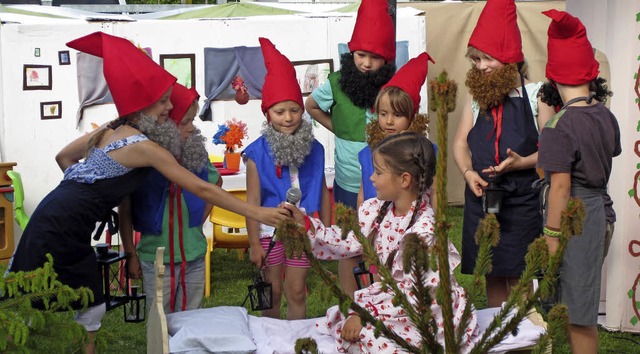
[244,136,324,214]
[131,167,208,234]
[358,146,376,200]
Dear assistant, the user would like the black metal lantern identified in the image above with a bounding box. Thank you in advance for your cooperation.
[353,260,374,290]
[124,285,146,323]
[246,272,273,311]
[242,240,276,311]
[95,246,128,311]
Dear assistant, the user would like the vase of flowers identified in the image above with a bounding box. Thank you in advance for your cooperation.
[212,118,248,171]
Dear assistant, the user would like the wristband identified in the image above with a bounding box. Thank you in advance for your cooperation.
[463,168,473,177]
[543,226,562,238]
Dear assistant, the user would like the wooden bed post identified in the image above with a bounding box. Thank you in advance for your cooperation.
[147,247,169,354]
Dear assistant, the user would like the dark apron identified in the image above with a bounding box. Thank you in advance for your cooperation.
[548,183,606,325]
[461,85,542,276]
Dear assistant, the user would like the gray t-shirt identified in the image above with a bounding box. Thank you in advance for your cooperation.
[537,102,621,222]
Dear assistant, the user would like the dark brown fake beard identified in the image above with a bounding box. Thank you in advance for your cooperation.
[465,64,520,112]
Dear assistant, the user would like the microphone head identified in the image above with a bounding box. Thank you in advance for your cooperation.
[285,187,302,205]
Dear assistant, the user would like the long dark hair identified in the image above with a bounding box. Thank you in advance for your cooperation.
[367,132,436,267]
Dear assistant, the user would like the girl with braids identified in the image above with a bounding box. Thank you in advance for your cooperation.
[537,10,620,353]
[452,0,555,307]
[357,52,434,208]
[8,32,288,353]
[286,132,478,353]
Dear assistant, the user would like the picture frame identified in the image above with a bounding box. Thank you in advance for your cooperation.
[40,101,62,120]
[291,59,334,96]
[160,54,196,89]
[58,50,71,65]
[23,64,52,90]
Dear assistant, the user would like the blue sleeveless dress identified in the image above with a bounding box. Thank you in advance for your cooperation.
[9,135,151,307]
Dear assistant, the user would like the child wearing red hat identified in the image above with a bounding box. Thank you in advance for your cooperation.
[357,52,434,206]
[537,10,620,354]
[452,0,556,308]
[8,32,288,353]
[120,82,223,315]
[243,38,331,320]
[305,0,396,298]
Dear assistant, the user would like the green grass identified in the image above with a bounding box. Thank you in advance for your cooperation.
[93,207,640,353]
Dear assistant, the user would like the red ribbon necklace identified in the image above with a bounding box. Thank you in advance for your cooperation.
[168,183,188,312]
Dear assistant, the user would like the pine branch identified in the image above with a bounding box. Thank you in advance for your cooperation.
[0,254,90,352]
[277,218,421,353]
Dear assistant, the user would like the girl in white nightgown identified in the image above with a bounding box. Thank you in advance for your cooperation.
[286,132,479,353]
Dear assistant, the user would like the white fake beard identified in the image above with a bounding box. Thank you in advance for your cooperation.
[137,113,181,158]
[262,119,314,168]
[179,128,208,173]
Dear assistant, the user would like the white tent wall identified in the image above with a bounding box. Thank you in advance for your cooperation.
[0,13,426,245]
[566,0,640,334]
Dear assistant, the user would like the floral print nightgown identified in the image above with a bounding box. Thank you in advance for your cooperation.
[306,195,479,353]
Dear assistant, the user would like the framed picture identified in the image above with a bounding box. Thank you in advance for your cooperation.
[23,64,52,90]
[40,101,62,120]
[58,50,71,65]
[160,54,196,89]
[291,59,334,96]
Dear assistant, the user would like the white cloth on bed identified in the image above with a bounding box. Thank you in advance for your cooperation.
[167,306,257,354]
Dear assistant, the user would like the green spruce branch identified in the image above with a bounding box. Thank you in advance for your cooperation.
[0,254,93,352]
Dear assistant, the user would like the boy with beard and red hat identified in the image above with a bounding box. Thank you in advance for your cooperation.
[120,82,223,315]
[305,0,396,298]
[244,38,331,320]
[537,10,620,353]
[7,32,288,353]
[452,0,555,307]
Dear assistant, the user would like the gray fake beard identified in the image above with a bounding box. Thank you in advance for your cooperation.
[262,119,314,168]
[179,128,208,173]
[137,113,181,158]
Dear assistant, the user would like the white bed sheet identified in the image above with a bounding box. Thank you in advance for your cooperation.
[247,307,546,354]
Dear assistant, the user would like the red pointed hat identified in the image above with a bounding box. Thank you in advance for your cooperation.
[348,0,395,63]
[169,83,200,125]
[468,0,523,64]
[543,9,599,85]
[259,37,303,120]
[66,31,176,118]
[382,52,434,114]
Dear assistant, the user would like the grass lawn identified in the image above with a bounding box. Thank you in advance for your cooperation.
[94,207,640,353]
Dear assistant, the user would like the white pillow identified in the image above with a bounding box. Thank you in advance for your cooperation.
[167,306,257,354]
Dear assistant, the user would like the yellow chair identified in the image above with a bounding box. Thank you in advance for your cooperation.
[204,189,249,297]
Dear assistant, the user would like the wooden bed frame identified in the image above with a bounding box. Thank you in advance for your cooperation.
[145,246,550,354]
[147,247,168,354]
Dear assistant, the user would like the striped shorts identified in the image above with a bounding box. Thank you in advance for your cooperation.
[260,237,310,268]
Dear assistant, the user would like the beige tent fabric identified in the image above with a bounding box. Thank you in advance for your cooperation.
[400,1,566,205]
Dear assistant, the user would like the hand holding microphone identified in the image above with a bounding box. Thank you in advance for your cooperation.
[264,187,303,266]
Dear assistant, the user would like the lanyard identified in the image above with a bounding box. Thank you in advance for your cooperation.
[560,96,590,111]
[168,183,188,312]
[490,104,504,165]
